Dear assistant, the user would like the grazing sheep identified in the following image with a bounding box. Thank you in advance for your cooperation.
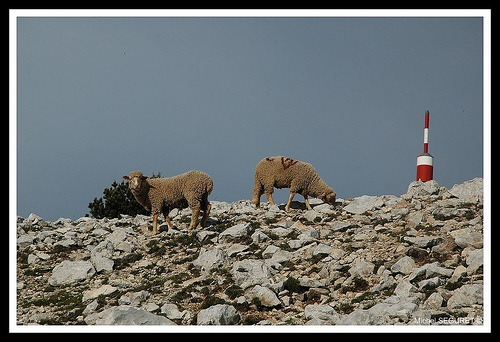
[252,156,336,212]
[123,170,213,234]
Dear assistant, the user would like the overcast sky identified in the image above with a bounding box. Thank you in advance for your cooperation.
[14,11,487,220]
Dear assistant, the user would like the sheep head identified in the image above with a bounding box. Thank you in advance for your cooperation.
[123,171,149,192]
[320,189,337,206]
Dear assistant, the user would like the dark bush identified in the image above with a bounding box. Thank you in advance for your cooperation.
[88,172,161,219]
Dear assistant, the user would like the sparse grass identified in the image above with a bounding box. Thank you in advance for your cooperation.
[340,277,370,294]
[147,239,167,254]
[212,219,234,233]
[335,301,355,315]
[28,288,87,325]
[200,295,227,309]
[172,253,198,265]
[242,312,266,325]
[23,266,52,277]
[263,217,279,225]
[283,276,303,294]
[169,272,191,284]
[225,285,243,299]
[165,232,200,249]
[351,291,377,304]
[113,252,143,269]
[170,287,191,304]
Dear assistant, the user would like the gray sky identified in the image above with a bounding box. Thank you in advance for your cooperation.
[15,12,486,220]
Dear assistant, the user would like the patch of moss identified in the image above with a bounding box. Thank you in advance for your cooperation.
[283,276,303,294]
[225,285,243,299]
[113,252,143,269]
[200,295,226,309]
[340,277,369,294]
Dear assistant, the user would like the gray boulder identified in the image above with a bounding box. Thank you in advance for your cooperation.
[82,284,118,302]
[402,180,445,200]
[447,284,483,309]
[219,223,250,242]
[343,195,378,214]
[348,260,375,278]
[197,304,240,325]
[193,247,228,273]
[367,295,419,322]
[454,231,483,249]
[48,260,96,286]
[408,262,453,283]
[90,240,114,273]
[245,285,281,308]
[161,303,190,321]
[17,234,35,249]
[404,235,443,249]
[232,259,273,289]
[118,290,150,306]
[304,304,339,324]
[339,309,390,325]
[466,248,483,275]
[418,276,441,290]
[449,177,483,202]
[91,305,175,325]
[391,256,416,275]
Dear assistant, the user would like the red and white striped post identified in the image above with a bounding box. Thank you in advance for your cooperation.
[416,111,434,181]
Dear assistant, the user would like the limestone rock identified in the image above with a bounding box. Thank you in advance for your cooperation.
[449,177,483,202]
[48,260,96,287]
[197,304,240,325]
[91,305,175,325]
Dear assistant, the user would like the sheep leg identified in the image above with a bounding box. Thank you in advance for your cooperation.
[164,215,174,231]
[285,192,296,212]
[161,208,174,231]
[303,195,312,210]
[252,193,261,209]
[252,183,263,209]
[265,192,276,207]
[199,203,211,228]
[152,213,159,235]
[189,207,201,230]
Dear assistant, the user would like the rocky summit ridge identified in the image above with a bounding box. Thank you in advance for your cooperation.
[16,178,484,328]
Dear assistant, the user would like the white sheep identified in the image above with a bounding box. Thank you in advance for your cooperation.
[123,170,213,234]
[252,156,336,212]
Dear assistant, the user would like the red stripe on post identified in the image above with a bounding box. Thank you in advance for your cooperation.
[416,164,433,181]
[423,111,429,154]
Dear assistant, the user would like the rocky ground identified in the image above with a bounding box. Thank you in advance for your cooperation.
[16,178,484,327]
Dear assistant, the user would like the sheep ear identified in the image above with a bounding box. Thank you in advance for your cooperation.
[141,176,149,180]
[122,176,130,181]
